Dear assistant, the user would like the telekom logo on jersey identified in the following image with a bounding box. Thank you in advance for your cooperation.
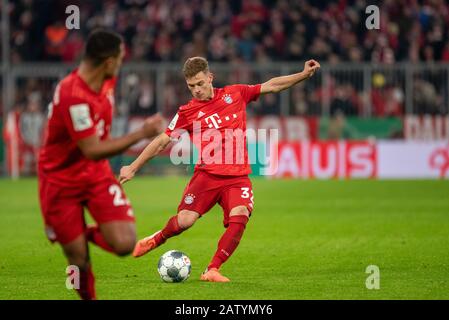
[169,119,279,176]
[204,113,222,129]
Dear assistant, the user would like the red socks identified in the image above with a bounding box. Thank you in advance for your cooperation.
[76,265,96,300]
[74,226,104,300]
[85,225,115,254]
[208,215,249,270]
[157,215,184,244]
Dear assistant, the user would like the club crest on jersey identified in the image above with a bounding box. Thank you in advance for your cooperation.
[184,193,195,204]
[222,94,233,104]
[184,193,196,205]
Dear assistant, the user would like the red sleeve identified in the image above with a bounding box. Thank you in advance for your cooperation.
[60,97,97,141]
[234,84,262,104]
[164,112,190,139]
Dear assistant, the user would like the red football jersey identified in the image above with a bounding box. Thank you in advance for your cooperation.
[165,84,261,176]
[38,69,116,187]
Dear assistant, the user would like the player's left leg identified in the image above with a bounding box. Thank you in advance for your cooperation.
[95,221,136,256]
[202,177,254,282]
[85,224,115,253]
[201,206,249,283]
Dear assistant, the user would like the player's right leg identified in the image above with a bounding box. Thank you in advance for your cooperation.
[133,171,220,257]
[132,210,199,257]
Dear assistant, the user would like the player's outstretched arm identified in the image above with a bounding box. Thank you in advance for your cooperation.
[119,132,171,184]
[260,59,320,94]
[77,113,163,161]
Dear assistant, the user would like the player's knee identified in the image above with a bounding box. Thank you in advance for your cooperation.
[177,211,199,229]
[229,206,250,218]
[64,250,89,269]
[110,234,136,256]
[112,239,135,256]
[62,240,89,269]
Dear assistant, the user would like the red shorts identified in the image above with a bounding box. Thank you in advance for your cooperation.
[38,175,135,244]
[177,170,254,227]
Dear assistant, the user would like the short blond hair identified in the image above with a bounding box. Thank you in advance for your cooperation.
[183,57,209,78]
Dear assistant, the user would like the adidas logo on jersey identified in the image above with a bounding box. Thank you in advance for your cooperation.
[197,111,205,118]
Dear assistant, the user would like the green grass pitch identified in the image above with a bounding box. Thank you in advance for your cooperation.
[0,177,448,299]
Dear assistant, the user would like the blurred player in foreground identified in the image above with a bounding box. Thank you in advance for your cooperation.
[38,30,162,299]
[119,57,320,282]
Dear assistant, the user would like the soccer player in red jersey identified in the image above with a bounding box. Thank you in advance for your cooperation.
[38,30,162,299]
[119,57,320,282]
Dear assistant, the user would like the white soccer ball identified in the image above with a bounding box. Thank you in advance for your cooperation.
[157,250,191,283]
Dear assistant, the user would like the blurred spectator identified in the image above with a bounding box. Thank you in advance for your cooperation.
[61,32,84,62]
[371,85,404,117]
[290,84,322,116]
[126,74,157,116]
[19,91,44,148]
[291,85,308,116]
[442,41,449,61]
[44,21,68,61]
[327,111,349,140]
[413,78,444,114]
[154,29,173,61]
[330,85,358,116]
[110,101,129,172]
[18,91,45,175]
[237,27,256,61]
[256,93,280,115]
[162,81,179,117]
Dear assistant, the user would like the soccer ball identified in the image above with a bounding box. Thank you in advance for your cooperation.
[157,250,191,283]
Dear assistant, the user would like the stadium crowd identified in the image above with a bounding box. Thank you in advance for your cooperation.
[3,0,449,119]
[9,0,449,64]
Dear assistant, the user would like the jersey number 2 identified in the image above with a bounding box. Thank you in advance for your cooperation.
[109,185,129,206]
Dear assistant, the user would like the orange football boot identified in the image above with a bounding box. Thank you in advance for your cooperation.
[200,268,230,282]
[132,230,164,257]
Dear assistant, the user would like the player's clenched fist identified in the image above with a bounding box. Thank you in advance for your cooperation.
[119,165,136,184]
[303,59,320,78]
[142,113,164,138]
